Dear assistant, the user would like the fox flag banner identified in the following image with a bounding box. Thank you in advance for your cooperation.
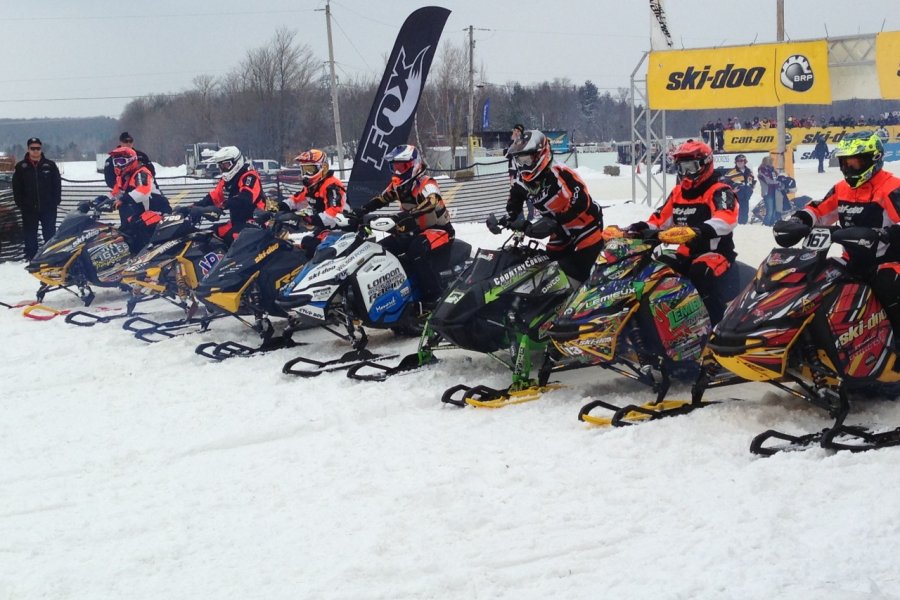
[346,6,451,207]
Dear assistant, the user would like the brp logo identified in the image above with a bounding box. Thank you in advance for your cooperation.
[780,54,814,92]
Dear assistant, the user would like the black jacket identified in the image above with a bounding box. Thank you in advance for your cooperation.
[104,148,155,188]
[12,153,61,213]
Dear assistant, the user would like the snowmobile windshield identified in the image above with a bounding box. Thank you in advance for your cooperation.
[54,213,98,239]
[149,216,194,244]
[228,226,273,256]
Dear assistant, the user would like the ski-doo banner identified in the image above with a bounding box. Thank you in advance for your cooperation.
[648,40,831,110]
[876,31,900,99]
[346,6,451,207]
[725,125,900,152]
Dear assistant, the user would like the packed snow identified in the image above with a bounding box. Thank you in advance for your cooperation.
[4,161,900,600]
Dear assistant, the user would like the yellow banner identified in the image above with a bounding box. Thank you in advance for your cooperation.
[725,125,900,152]
[876,31,900,99]
[648,41,831,110]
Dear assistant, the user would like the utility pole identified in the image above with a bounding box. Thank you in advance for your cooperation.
[323,1,345,173]
[775,0,785,172]
[466,25,475,169]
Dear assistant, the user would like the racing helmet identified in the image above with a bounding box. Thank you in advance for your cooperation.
[295,148,328,187]
[835,131,884,188]
[672,140,714,189]
[109,146,138,174]
[507,130,552,182]
[206,146,245,182]
[385,144,425,190]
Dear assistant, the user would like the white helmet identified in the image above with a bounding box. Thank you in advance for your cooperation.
[205,146,245,182]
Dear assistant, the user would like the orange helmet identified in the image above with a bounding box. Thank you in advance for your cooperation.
[110,146,138,174]
[295,148,328,187]
[508,130,551,182]
[672,140,714,189]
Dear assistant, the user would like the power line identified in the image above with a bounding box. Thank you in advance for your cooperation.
[3,9,317,22]
[330,14,373,72]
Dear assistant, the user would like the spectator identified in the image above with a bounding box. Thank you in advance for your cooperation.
[12,137,61,260]
[721,154,756,225]
[104,132,155,189]
[757,156,778,226]
[812,139,829,173]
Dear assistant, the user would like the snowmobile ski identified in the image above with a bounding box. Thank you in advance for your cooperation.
[194,336,306,361]
[440,382,565,408]
[578,397,726,427]
[20,303,120,322]
[345,351,438,381]
[122,313,222,343]
[282,348,399,378]
[63,309,140,327]
[1,299,39,310]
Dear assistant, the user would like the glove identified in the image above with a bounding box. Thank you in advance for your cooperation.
[394,213,416,233]
[658,226,699,244]
[602,226,625,241]
[773,217,812,248]
[77,201,91,213]
[174,205,192,217]
[626,221,650,237]
[486,214,504,234]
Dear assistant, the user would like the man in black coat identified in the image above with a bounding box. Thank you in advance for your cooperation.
[12,137,61,260]
[104,131,155,188]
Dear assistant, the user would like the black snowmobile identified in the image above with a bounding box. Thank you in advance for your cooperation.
[189,211,310,359]
[349,214,577,407]
[26,197,139,306]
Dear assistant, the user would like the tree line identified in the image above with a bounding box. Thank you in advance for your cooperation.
[2,28,895,168]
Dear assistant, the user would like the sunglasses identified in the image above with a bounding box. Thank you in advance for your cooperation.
[29,146,42,151]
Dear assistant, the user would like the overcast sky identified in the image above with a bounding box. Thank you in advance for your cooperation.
[2,0,898,121]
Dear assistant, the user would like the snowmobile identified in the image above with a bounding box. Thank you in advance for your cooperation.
[119,208,227,314]
[26,197,140,306]
[348,214,576,407]
[544,230,721,426]
[188,211,311,359]
[693,222,900,454]
[276,213,473,377]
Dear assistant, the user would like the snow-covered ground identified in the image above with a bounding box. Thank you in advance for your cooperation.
[4,163,900,600]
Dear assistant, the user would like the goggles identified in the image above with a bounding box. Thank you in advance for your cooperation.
[300,163,320,176]
[112,156,133,168]
[676,159,704,177]
[514,153,537,168]
[218,159,235,173]
[391,160,415,175]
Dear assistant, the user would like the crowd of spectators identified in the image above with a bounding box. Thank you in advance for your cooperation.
[700,112,899,152]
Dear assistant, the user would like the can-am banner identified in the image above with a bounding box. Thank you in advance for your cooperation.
[724,125,900,152]
[648,40,831,110]
[876,31,900,99]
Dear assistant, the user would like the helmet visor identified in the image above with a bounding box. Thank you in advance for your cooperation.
[391,160,415,175]
[218,159,235,173]
[300,163,320,176]
[111,156,132,168]
[676,159,704,177]
[514,153,537,168]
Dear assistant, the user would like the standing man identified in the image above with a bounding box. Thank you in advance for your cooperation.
[12,137,61,260]
[721,154,756,225]
[813,139,829,173]
[104,132,155,188]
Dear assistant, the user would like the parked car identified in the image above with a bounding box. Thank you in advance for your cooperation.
[251,159,281,175]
